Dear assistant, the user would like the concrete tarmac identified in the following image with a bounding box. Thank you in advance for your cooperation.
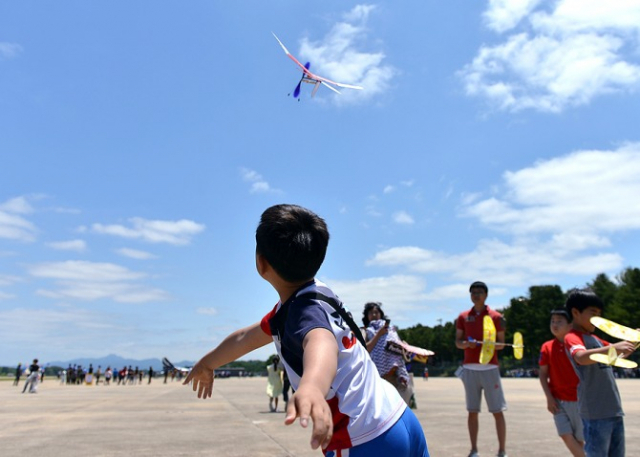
[2,376,639,456]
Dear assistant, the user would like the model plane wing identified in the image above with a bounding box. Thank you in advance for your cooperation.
[320,78,364,90]
[589,352,638,369]
[272,33,310,73]
[591,316,640,342]
[320,80,341,94]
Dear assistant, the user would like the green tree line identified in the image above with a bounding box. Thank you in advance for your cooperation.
[398,267,640,376]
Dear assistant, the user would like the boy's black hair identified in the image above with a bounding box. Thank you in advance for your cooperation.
[362,302,386,327]
[255,204,329,283]
[550,309,571,322]
[469,281,488,294]
[565,288,604,314]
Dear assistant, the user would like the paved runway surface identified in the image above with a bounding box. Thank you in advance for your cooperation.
[2,376,639,456]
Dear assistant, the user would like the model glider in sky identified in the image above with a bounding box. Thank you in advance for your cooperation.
[272,32,364,100]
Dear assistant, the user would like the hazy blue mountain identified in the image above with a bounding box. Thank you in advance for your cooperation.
[47,354,194,372]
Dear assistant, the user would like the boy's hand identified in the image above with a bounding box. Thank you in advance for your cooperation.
[182,363,215,399]
[284,384,333,450]
[546,397,559,414]
[613,341,637,357]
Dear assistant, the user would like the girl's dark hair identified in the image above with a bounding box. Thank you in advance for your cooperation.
[362,302,385,327]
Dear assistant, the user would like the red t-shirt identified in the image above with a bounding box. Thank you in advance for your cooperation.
[539,338,579,401]
[456,305,504,366]
[564,329,610,358]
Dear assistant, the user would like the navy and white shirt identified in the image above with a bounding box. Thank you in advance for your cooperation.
[260,280,406,454]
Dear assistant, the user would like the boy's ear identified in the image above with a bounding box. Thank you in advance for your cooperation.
[255,253,269,278]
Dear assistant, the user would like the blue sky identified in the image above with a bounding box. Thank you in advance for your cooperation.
[2,1,640,366]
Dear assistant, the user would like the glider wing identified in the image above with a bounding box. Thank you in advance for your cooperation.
[272,33,311,74]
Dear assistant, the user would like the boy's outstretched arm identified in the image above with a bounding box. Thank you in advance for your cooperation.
[285,328,338,450]
[572,340,637,365]
[183,322,271,398]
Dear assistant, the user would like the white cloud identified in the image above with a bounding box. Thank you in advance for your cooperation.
[531,0,640,34]
[47,239,87,252]
[0,291,15,300]
[29,260,146,282]
[326,274,429,317]
[368,240,622,289]
[0,196,33,214]
[0,42,23,60]
[483,0,544,33]
[196,307,218,316]
[366,205,382,217]
[51,206,81,214]
[0,274,21,287]
[91,217,205,245]
[299,4,396,103]
[392,210,414,225]
[461,0,640,112]
[116,248,157,260]
[383,185,395,194]
[27,260,170,303]
[0,197,37,242]
[36,283,169,303]
[424,283,472,301]
[240,168,281,194]
[461,143,640,236]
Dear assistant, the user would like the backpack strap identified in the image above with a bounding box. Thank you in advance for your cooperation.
[297,292,367,347]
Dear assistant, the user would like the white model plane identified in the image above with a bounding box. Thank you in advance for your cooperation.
[272,32,364,100]
[162,357,190,374]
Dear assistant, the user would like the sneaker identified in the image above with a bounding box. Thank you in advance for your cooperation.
[468,451,479,457]
[496,452,507,457]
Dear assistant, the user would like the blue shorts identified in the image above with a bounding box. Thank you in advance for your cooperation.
[326,407,429,457]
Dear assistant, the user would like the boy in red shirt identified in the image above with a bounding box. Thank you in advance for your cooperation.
[539,310,584,457]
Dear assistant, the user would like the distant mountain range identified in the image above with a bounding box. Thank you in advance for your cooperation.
[45,354,194,371]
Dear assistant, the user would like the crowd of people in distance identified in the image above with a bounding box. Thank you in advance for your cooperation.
[58,364,165,386]
[13,363,177,388]
[58,364,158,385]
